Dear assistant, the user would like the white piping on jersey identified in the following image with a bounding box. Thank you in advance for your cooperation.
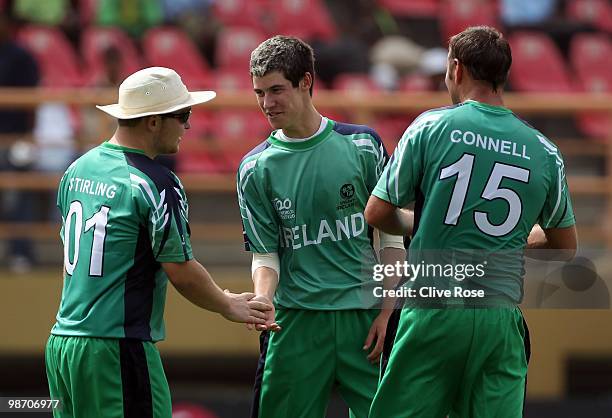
[275,116,327,142]
[536,135,565,227]
[352,138,379,156]
[351,135,386,176]
[237,172,269,252]
[239,160,257,188]
[545,166,564,228]
[392,112,442,202]
[537,135,564,168]
[174,187,188,222]
[130,173,169,246]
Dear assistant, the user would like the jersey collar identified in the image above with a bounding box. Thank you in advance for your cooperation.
[267,118,335,151]
[101,141,147,155]
[464,100,511,114]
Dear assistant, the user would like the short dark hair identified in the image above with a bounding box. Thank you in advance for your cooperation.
[448,26,512,92]
[249,35,315,96]
[117,117,144,127]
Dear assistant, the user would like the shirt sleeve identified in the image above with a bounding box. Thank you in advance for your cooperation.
[372,116,428,207]
[364,130,390,192]
[539,150,576,229]
[131,171,193,262]
[237,159,280,253]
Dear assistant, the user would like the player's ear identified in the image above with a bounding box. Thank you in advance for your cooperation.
[453,59,463,84]
[300,73,313,91]
[146,115,160,132]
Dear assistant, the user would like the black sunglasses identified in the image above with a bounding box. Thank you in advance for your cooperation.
[161,110,191,124]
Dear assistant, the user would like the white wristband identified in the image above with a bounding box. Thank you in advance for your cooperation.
[251,252,280,278]
[379,231,405,249]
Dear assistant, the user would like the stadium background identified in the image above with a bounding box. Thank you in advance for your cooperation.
[0,0,611,416]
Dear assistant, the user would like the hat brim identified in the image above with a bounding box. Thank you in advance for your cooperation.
[96,91,217,119]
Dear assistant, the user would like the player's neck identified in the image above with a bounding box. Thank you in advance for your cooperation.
[109,130,157,159]
[281,106,321,139]
[460,85,505,108]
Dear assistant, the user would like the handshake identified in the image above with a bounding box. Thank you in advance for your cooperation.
[222,292,282,332]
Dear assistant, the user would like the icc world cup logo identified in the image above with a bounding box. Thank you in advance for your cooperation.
[340,183,355,200]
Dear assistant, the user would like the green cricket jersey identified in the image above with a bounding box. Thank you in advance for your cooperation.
[52,141,193,341]
[237,117,388,310]
[373,100,575,301]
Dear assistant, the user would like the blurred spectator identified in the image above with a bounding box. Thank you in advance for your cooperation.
[92,45,123,87]
[501,0,558,27]
[163,0,213,21]
[313,34,371,86]
[418,47,448,90]
[12,0,69,25]
[369,35,424,90]
[165,0,220,67]
[32,103,76,228]
[501,0,596,56]
[12,0,81,47]
[81,46,123,149]
[96,0,164,38]
[0,14,40,273]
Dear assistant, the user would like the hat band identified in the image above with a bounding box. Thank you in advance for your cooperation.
[118,90,191,116]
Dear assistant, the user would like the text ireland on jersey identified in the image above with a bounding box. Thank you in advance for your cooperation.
[279,212,366,249]
[450,129,530,160]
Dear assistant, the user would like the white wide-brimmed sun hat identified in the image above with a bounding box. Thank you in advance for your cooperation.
[96,67,216,119]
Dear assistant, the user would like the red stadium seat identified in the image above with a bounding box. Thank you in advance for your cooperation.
[215,27,267,72]
[17,25,83,87]
[177,111,228,173]
[211,110,271,171]
[377,0,439,17]
[142,27,212,88]
[81,27,142,85]
[400,74,435,91]
[214,69,253,92]
[371,116,407,153]
[212,0,268,31]
[508,31,574,92]
[439,0,498,42]
[273,0,337,41]
[567,0,612,32]
[569,34,612,139]
[570,33,612,89]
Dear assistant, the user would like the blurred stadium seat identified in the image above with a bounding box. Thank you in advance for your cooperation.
[212,0,268,31]
[81,26,142,84]
[508,31,575,92]
[17,25,83,87]
[570,33,612,139]
[400,74,435,91]
[142,27,212,88]
[570,33,612,92]
[211,110,271,171]
[566,0,612,33]
[371,115,406,153]
[439,0,499,43]
[274,0,337,41]
[215,27,267,72]
[377,0,439,17]
[214,68,253,92]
